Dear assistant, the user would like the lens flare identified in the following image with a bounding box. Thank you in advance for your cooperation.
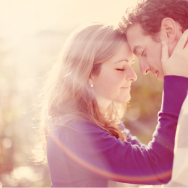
[50,133,172,183]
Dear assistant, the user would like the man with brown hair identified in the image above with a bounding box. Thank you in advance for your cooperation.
[119,0,188,80]
[119,0,188,186]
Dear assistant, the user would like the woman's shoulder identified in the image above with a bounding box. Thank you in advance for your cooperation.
[49,116,104,134]
[48,116,114,146]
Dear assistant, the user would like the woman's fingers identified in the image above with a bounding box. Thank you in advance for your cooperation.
[161,41,169,64]
[161,30,188,78]
[183,30,188,49]
[161,41,169,75]
[175,29,188,50]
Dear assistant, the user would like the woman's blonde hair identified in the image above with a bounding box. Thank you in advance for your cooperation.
[38,23,128,163]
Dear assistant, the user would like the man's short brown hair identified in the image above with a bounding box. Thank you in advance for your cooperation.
[119,0,188,37]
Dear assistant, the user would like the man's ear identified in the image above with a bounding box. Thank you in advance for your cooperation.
[161,18,177,43]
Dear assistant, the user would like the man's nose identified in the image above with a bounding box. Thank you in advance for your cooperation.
[139,58,150,75]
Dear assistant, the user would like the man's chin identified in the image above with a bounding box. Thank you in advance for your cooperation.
[157,72,164,80]
[158,75,164,80]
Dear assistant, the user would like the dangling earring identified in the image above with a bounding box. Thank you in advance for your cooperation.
[90,83,93,88]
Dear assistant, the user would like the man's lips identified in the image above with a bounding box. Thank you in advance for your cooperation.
[152,70,159,78]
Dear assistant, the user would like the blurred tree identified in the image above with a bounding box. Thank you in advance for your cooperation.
[124,59,163,143]
[0,41,15,180]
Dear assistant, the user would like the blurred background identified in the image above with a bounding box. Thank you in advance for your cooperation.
[0,0,163,187]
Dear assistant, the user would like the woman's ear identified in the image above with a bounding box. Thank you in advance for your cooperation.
[160,18,177,43]
[88,77,94,88]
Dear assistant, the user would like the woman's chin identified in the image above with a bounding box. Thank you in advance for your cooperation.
[115,95,131,103]
[123,97,131,103]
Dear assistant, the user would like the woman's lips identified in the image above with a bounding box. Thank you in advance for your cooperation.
[121,86,131,89]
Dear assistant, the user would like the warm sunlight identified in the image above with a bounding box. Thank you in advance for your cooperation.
[0,0,167,187]
[0,0,137,39]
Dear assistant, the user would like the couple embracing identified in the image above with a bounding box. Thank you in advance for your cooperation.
[40,0,188,187]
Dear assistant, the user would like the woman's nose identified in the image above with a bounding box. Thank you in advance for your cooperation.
[126,67,137,82]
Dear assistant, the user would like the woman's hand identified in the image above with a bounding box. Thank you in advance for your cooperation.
[161,29,188,78]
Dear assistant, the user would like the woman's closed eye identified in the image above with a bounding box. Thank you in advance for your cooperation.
[116,68,125,71]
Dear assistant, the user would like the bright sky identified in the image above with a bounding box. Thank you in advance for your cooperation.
[0,0,138,40]
[0,0,139,87]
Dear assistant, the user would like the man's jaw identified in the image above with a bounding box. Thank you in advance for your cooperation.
[156,70,164,80]
[150,70,159,78]
[155,70,160,79]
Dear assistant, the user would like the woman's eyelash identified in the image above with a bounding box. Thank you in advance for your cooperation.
[116,68,125,71]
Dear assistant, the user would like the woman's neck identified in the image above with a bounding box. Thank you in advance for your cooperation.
[95,96,112,115]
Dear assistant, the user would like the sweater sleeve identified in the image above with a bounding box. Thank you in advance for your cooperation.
[119,122,144,147]
[48,76,188,185]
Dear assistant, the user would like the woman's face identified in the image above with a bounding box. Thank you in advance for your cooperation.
[90,41,137,111]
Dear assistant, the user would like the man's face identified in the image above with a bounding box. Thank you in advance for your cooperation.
[126,23,164,80]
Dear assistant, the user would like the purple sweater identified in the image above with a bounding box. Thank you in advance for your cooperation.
[47,76,188,187]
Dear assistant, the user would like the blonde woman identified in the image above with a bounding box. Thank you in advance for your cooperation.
[40,23,188,187]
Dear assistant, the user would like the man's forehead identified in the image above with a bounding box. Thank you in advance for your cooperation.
[127,23,144,36]
[126,24,147,51]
